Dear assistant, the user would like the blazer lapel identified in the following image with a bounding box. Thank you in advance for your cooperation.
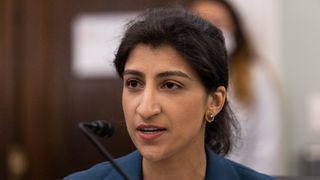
[205,146,241,180]
[104,151,142,180]
[105,147,241,180]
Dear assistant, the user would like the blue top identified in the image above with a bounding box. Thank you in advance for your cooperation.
[64,146,275,180]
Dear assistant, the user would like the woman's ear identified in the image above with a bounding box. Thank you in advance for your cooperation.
[208,86,227,115]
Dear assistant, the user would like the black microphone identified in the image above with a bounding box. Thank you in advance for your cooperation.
[78,120,130,180]
[82,120,114,137]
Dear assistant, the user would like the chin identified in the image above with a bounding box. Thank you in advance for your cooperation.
[138,145,168,162]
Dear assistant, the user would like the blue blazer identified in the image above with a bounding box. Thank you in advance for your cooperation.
[64,147,275,180]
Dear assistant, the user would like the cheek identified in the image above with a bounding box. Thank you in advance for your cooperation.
[166,93,207,128]
[122,91,136,114]
[122,93,128,117]
[122,92,135,126]
[122,93,138,145]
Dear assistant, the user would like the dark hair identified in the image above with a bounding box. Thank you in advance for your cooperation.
[114,7,238,155]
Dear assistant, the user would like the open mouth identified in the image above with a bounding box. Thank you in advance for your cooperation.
[136,125,167,140]
[138,127,166,134]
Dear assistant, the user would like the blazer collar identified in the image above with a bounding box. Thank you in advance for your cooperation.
[104,151,142,180]
[205,145,241,180]
[107,146,240,180]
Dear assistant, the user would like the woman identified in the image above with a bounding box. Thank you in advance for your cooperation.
[188,0,284,175]
[64,7,274,179]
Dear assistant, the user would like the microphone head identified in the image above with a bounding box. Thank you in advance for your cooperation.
[89,120,115,137]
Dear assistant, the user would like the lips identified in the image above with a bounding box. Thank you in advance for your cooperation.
[137,124,166,140]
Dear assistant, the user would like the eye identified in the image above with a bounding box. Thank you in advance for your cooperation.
[162,81,183,90]
[125,79,143,89]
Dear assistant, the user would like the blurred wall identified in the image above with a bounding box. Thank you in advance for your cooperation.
[282,0,320,175]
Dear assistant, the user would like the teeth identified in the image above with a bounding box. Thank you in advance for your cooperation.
[143,128,158,131]
[139,127,165,133]
[142,131,158,134]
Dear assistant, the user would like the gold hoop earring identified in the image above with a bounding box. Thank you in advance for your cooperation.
[205,111,215,123]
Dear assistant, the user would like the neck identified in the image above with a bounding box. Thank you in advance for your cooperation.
[142,146,207,180]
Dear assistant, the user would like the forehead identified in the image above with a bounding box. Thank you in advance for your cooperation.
[125,44,197,76]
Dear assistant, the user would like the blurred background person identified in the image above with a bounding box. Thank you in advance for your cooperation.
[186,0,284,175]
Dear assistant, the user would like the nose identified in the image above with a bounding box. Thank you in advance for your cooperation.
[136,87,161,120]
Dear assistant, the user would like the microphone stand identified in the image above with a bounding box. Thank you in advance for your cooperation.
[78,122,130,180]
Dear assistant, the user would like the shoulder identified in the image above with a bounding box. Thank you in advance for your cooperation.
[63,161,112,180]
[227,159,275,180]
[206,146,275,180]
[63,151,142,180]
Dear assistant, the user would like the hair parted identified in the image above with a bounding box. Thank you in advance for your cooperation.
[114,6,238,155]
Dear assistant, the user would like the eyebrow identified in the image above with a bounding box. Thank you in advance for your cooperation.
[157,71,192,80]
[123,69,192,80]
[123,69,144,77]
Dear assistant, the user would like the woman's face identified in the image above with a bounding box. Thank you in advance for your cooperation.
[122,44,213,162]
